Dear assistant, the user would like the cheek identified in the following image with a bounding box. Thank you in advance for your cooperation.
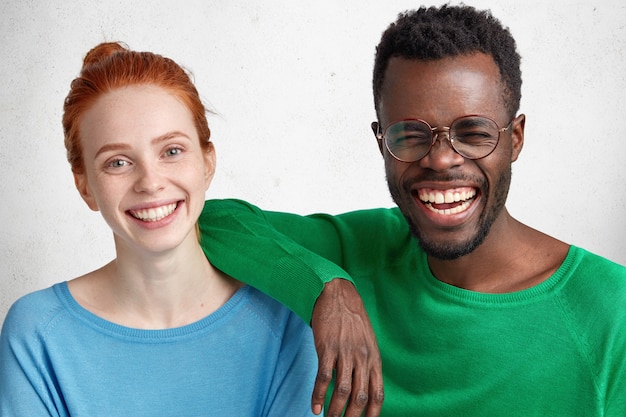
[86,175,111,204]
[479,135,514,170]
[93,183,123,215]
[479,155,512,193]
[384,156,411,183]
[185,164,212,199]
[495,134,515,159]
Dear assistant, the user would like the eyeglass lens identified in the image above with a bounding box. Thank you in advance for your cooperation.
[385,116,501,161]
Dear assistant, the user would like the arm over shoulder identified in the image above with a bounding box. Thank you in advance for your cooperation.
[198,199,353,323]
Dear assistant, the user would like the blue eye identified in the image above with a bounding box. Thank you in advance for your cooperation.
[165,147,183,157]
[108,159,128,168]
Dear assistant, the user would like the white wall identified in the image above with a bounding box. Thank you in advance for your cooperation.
[1,0,625,322]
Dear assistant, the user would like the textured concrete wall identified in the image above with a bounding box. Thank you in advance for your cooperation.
[1,0,625,321]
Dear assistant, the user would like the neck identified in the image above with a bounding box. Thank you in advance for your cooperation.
[70,232,242,329]
[426,211,567,293]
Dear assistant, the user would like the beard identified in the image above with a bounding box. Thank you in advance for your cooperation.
[388,165,512,260]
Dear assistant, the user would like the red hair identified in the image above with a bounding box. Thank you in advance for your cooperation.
[63,42,212,174]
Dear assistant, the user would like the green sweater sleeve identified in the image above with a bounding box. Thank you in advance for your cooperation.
[198,198,353,323]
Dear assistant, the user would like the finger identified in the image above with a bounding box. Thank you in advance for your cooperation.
[342,352,369,417]
[311,351,337,414]
[364,362,384,417]
[325,356,354,417]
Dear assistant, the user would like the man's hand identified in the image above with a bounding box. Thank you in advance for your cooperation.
[310,279,384,417]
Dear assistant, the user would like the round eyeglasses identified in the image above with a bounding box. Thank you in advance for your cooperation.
[375,115,514,162]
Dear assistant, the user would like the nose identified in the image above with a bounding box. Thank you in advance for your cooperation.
[134,162,166,194]
[418,130,465,172]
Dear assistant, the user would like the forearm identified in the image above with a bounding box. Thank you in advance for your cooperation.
[199,199,391,415]
[198,199,350,323]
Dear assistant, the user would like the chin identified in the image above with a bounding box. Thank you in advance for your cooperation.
[400,203,492,260]
[416,232,486,260]
[388,163,512,261]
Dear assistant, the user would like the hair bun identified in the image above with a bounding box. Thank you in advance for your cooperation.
[82,41,129,69]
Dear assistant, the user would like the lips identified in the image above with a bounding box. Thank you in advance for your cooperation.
[129,202,178,222]
[417,187,476,215]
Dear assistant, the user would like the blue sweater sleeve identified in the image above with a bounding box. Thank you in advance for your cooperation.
[264,310,318,416]
[0,289,65,417]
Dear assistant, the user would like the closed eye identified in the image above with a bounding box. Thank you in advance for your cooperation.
[453,130,495,145]
[396,133,430,145]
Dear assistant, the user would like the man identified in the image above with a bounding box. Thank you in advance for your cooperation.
[200,5,626,416]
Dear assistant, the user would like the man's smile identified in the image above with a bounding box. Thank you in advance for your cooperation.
[416,187,477,215]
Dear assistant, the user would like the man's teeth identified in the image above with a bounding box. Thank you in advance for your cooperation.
[419,189,476,204]
[131,203,177,222]
[418,189,476,215]
[425,200,471,215]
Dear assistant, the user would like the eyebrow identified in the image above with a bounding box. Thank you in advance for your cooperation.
[93,131,192,159]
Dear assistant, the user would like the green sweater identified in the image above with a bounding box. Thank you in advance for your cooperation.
[199,199,626,416]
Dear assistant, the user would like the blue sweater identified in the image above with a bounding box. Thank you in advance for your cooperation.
[0,283,317,417]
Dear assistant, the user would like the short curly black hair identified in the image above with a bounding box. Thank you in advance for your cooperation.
[373,4,522,119]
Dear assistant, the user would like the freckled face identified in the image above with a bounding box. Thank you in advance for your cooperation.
[74,85,215,254]
[377,54,523,259]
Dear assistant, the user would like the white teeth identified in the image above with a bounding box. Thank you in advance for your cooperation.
[425,199,472,215]
[131,203,177,222]
[419,189,476,204]
[418,188,476,215]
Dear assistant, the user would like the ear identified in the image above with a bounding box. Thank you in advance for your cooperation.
[73,172,99,211]
[371,121,384,155]
[203,141,217,189]
[510,114,525,162]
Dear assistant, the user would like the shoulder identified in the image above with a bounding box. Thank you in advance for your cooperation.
[558,247,626,403]
[2,283,65,344]
[558,246,626,337]
[559,246,626,305]
[240,286,311,340]
[3,285,66,333]
[566,246,626,286]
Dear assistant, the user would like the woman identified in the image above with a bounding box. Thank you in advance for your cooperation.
[0,42,318,416]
